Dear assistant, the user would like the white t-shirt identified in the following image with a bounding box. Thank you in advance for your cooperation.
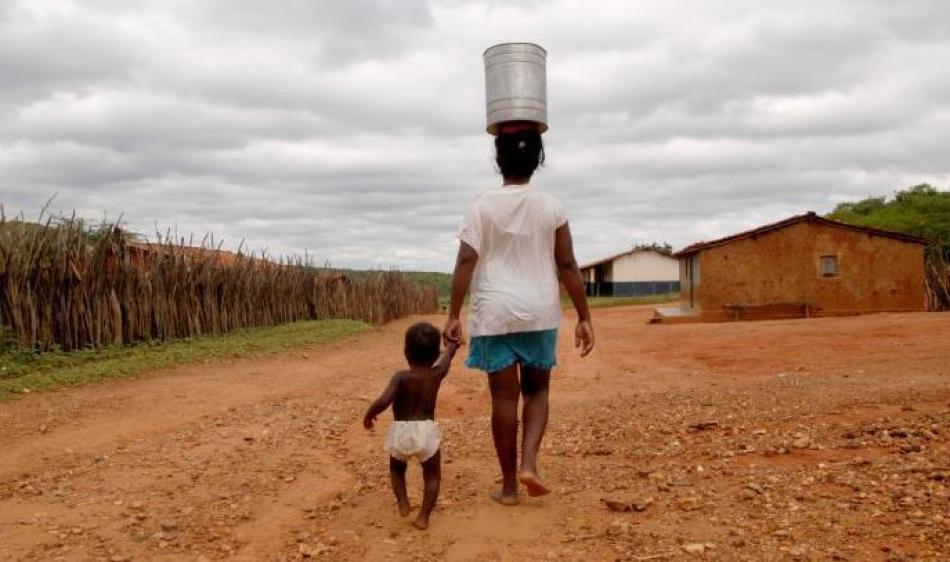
[457,184,568,337]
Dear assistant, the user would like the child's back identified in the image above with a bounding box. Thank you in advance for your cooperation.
[391,369,442,421]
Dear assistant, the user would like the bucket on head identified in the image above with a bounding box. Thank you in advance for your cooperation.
[483,42,548,135]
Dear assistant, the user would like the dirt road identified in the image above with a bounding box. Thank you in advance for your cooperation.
[1,307,948,561]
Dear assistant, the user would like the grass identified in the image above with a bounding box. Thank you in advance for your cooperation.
[577,293,680,310]
[0,319,368,401]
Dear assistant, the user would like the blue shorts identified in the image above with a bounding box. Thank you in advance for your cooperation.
[465,329,558,373]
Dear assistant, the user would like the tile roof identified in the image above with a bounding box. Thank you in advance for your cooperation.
[672,212,929,258]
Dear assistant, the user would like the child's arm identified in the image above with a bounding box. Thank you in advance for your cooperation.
[363,374,400,430]
[431,340,460,379]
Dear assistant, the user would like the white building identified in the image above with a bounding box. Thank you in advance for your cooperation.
[580,248,680,297]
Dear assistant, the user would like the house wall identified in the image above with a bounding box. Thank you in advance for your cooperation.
[683,221,926,321]
[610,251,679,282]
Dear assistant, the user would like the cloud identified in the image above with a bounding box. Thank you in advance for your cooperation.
[1,0,949,271]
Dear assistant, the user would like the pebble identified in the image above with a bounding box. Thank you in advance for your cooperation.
[603,497,653,512]
[678,496,703,511]
[792,436,812,449]
[682,543,706,554]
[608,520,633,537]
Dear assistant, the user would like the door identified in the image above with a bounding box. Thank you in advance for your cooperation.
[688,254,700,308]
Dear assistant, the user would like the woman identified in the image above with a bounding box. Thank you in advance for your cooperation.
[443,121,594,505]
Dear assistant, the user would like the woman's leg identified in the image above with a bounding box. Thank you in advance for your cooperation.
[488,364,520,504]
[519,366,551,496]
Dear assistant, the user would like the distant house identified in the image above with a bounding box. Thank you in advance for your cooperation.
[580,248,680,297]
[653,212,928,323]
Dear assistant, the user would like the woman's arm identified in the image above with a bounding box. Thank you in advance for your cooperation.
[555,223,595,356]
[443,242,478,344]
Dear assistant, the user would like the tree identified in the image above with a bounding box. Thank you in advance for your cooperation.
[828,184,950,310]
[827,184,950,257]
[633,241,673,255]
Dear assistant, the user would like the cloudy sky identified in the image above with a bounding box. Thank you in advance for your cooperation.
[2,1,949,271]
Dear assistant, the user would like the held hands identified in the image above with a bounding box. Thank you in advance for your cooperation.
[444,338,461,355]
[442,318,463,346]
[575,320,594,357]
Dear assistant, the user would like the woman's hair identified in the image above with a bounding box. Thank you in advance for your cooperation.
[495,129,545,181]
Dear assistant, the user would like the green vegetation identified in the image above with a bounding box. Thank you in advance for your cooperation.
[399,271,452,297]
[0,319,367,400]
[323,269,452,297]
[632,241,674,255]
[568,293,680,310]
[320,268,453,311]
[827,183,950,310]
[827,183,950,257]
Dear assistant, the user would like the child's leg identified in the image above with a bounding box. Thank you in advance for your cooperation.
[389,456,411,516]
[488,364,520,505]
[413,449,441,530]
[519,366,551,497]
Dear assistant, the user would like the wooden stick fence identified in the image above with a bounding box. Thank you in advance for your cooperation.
[0,216,438,351]
[925,253,950,312]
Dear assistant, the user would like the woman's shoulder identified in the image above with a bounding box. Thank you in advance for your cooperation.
[526,188,564,210]
[531,188,562,203]
[467,185,563,209]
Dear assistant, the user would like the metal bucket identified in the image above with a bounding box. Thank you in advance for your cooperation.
[483,42,548,135]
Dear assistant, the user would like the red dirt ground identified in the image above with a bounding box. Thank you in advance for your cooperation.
[0,306,947,561]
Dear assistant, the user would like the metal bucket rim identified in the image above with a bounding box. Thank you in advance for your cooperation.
[483,42,547,57]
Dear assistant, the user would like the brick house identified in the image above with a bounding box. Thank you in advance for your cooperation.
[653,212,928,322]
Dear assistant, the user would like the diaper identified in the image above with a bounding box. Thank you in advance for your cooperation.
[385,420,441,462]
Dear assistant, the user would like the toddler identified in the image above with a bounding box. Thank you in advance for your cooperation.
[363,322,459,529]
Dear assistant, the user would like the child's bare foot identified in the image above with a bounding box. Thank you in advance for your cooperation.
[518,470,550,497]
[411,517,429,530]
[490,490,520,506]
[397,500,411,517]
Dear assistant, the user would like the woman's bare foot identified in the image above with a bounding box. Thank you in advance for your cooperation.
[518,470,550,497]
[490,490,520,506]
[411,517,429,530]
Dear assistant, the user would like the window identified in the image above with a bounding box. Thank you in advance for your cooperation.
[819,255,839,278]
